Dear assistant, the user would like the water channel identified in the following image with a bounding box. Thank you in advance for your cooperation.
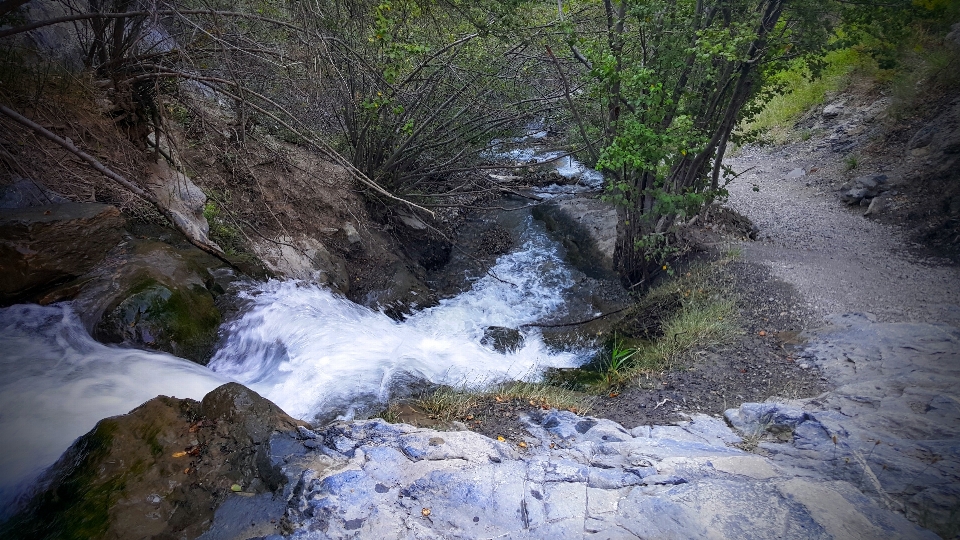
[0,130,611,513]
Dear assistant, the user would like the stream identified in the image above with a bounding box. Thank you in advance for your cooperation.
[0,133,612,514]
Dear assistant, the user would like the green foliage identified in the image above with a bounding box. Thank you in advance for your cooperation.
[742,47,872,143]
[560,0,835,287]
[845,154,860,171]
[603,334,637,386]
[202,199,249,259]
[303,0,544,192]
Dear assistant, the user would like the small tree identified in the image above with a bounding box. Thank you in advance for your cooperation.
[560,0,831,288]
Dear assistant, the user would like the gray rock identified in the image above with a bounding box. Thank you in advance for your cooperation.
[0,203,124,305]
[343,222,362,245]
[264,408,933,539]
[297,426,319,439]
[0,178,69,209]
[823,103,844,118]
[251,235,349,292]
[948,22,960,48]
[724,402,810,435]
[841,187,868,205]
[908,125,938,149]
[396,212,428,231]
[481,326,525,353]
[754,315,960,538]
[852,174,887,191]
[145,160,220,253]
[786,168,806,179]
[863,195,888,217]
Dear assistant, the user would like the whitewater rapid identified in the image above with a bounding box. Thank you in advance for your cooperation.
[0,213,596,512]
[208,215,589,421]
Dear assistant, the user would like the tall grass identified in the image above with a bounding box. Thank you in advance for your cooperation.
[743,47,872,143]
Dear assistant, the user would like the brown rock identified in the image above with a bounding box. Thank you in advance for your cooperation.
[0,203,124,305]
[0,383,305,540]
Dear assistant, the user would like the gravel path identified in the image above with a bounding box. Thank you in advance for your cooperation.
[725,143,960,326]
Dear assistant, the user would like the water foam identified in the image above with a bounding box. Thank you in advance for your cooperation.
[0,303,229,515]
[209,218,588,421]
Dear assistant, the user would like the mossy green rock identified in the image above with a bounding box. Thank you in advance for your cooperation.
[63,239,232,364]
[94,279,221,364]
[0,384,305,540]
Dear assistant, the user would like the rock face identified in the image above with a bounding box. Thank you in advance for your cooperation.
[0,383,304,540]
[727,314,960,539]
[252,235,350,293]
[247,411,932,539]
[0,203,125,305]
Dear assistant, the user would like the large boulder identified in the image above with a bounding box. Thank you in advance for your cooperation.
[0,383,304,540]
[65,239,231,364]
[0,203,124,305]
[532,199,616,279]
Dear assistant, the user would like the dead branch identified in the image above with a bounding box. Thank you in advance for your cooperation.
[0,103,246,270]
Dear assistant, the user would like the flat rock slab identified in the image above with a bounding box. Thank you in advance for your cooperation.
[726,314,960,537]
[210,410,933,539]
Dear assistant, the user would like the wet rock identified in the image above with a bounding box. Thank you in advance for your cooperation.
[481,326,525,353]
[0,383,304,540]
[66,240,230,364]
[0,203,124,305]
[93,278,221,364]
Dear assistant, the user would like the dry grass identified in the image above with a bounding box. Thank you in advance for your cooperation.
[411,380,595,424]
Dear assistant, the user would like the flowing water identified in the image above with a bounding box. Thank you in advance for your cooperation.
[0,134,607,513]
[207,215,588,421]
[0,304,228,514]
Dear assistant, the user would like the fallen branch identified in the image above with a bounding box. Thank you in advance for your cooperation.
[0,103,241,270]
[522,305,631,328]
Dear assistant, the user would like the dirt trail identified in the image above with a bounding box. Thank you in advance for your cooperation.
[725,143,960,326]
[724,130,960,536]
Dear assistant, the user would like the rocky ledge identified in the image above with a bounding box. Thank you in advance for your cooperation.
[2,392,935,539]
